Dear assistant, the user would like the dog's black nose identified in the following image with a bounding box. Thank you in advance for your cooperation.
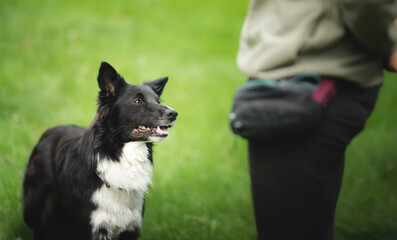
[166,109,178,121]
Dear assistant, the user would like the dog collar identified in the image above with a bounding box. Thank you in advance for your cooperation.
[95,171,128,191]
[95,171,111,188]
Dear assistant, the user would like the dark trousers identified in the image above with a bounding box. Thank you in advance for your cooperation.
[248,80,381,240]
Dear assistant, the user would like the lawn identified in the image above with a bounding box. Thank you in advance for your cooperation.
[0,0,396,240]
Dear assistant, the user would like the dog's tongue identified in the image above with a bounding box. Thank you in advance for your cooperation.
[154,126,169,135]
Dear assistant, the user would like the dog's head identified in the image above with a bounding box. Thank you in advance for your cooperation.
[96,62,177,143]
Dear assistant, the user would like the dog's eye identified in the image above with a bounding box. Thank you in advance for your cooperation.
[133,98,143,105]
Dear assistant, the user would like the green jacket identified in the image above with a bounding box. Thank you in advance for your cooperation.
[237,0,397,87]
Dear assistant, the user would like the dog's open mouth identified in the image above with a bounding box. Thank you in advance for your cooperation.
[132,125,172,137]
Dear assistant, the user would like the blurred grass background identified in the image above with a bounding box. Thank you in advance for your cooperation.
[0,0,396,239]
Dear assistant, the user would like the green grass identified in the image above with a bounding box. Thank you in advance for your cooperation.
[0,0,396,239]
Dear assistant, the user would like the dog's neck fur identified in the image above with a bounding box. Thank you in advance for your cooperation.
[95,142,153,191]
[92,112,125,161]
[79,114,124,168]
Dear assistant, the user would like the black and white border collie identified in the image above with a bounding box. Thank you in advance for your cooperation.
[23,62,178,240]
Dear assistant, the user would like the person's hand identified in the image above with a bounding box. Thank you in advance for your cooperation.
[389,18,397,71]
[389,50,397,71]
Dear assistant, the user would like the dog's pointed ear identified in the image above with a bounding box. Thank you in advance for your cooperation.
[144,77,168,97]
[97,62,126,99]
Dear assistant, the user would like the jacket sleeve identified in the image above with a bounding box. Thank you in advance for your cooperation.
[337,0,397,62]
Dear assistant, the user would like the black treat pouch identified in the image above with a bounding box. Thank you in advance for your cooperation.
[229,73,336,140]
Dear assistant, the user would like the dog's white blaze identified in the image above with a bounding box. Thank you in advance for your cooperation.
[96,142,153,191]
[90,186,144,236]
[90,142,153,235]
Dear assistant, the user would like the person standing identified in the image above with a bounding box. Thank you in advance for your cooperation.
[235,1,397,239]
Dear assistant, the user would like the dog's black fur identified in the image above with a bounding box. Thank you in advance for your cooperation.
[23,62,177,240]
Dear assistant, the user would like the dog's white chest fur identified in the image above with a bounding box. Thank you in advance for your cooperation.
[90,142,153,236]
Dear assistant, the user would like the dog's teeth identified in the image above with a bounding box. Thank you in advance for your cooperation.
[157,126,160,132]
